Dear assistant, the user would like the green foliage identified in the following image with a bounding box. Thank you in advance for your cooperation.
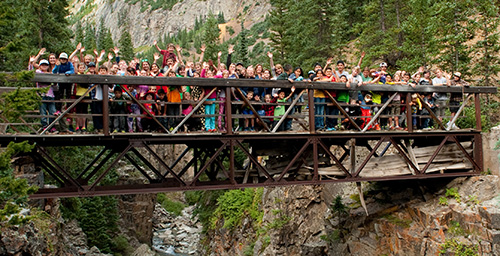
[125,0,180,11]
[61,196,119,253]
[227,26,235,36]
[439,197,449,206]
[157,193,186,216]
[331,195,348,216]
[0,141,37,225]
[202,14,221,61]
[210,188,263,230]
[445,187,461,203]
[448,220,467,237]
[440,238,479,256]
[0,0,72,71]
[112,235,133,255]
[382,214,412,228]
[83,23,97,51]
[119,31,135,61]
[320,229,341,243]
[74,21,84,45]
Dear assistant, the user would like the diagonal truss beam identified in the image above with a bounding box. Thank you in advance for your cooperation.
[277,140,311,181]
[143,143,186,185]
[236,88,271,132]
[235,141,274,182]
[389,138,420,175]
[450,135,481,171]
[318,140,352,177]
[129,148,166,181]
[419,136,448,174]
[171,87,217,134]
[272,90,306,133]
[89,144,132,190]
[36,145,83,190]
[189,141,228,186]
[353,138,385,177]
[323,90,362,131]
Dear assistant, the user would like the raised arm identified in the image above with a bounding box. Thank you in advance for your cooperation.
[153,40,162,52]
[153,53,160,65]
[267,51,275,77]
[69,42,82,61]
[175,45,185,66]
[217,51,222,69]
[199,44,206,63]
[324,57,333,71]
[357,51,365,68]
[226,45,234,67]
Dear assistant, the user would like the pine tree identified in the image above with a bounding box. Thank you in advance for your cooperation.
[75,21,84,45]
[398,0,437,71]
[472,0,500,86]
[432,0,474,75]
[202,14,221,61]
[83,24,97,51]
[97,18,107,51]
[119,31,134,61]
[217,11,225,24]
[102,29,114,53]
[268,0,292,63]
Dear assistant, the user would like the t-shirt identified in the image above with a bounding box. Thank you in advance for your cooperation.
[274,98,286,116]
[432,77,449,100]
[168,87,181,103]
[160,50,176,68]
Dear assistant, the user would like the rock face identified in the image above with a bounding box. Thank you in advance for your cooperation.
[70,0,271,48]
[203,176,500,256]
[152,203,203,255]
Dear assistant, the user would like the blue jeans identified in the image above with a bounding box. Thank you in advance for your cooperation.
[40,96,56,128]
[326,100,341,129]
[205,99,216,130]
[314,98,325,129]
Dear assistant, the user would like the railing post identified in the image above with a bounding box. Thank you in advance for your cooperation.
[475,93,482,131]
[103,84,109,136]
[406,93,412,132]
[308,89,315,134]
[225,87,233,135]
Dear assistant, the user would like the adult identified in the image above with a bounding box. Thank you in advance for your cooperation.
[432,69,450,121]
[448,72,468,130]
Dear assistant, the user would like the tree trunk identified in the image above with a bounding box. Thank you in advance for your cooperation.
[379,0,386,32]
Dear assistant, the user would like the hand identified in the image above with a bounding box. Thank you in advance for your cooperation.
[80,46,85,53]
[29,56,36,63]
[76,42,82,51]
[99,49,105,58]
[38,48,46,56]
[418,66,424,73]
[93,49,98,56]
[228,45,234,54]
[153,53,160,61]
[267,51,273,58]
[291,86,296,92]
[133,57,140,63]
[217,51,222,58]
[56,60,61,66]
[326,57,333,65]
[108,52,113,60]
[175,45,182,52]
[153,40,157,45]
[113,46,120,55]
[200,44,206,52]
[361,51,366,58]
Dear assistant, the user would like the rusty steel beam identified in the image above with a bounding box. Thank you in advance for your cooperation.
[419,136,449,174]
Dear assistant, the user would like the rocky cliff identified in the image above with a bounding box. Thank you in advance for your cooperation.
[204,176,500,255]
[69,0,271,48]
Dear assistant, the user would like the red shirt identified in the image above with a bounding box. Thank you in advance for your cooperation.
[160,50,177,68]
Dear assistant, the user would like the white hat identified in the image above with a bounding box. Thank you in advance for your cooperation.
[380,62,388,67]
[39,59,49,65]
[59,52,68,59]
[453,71,462,78]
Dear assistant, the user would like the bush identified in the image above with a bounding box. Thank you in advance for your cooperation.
[210,188,263,229]
[157,193,186,216]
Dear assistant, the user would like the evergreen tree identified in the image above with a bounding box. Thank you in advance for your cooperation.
[102,29,114,53]
[75,21,84,45]
[268,0,292,63]
[217,11,226,24]
[0,0,72,71]
[235,22,249,65]
[83,24,97,51]
[97,18,107,51]
[119,31,134,61]
[202,14,221,61]
[398,0,437,71]
[472,0,500,86]
[432,0,474,75]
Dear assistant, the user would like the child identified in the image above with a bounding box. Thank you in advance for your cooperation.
[218,70,229,132]
[126,84,143,132]
[262,94,276,130]
[421,94,434,130]
[359,93,374,130]
[141,92,158,132]
[90,66,108,133]
[166,70,182,129]
[75,63,89,133]
[181,92,201,132]
[409,93,422,129]
[273,89,294,131]
[242,91,255,131]
[109,87,129,133]
[156,89,168,130]
[342,99,363,130]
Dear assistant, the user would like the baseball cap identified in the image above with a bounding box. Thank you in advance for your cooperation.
[39,59,49,65]
[308,70,315,75]
[88,62,96,67]
[380,62,387,67]
[453,71,461,78]
[59,52,68,59]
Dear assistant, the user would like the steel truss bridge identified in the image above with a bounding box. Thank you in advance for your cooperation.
[0,74,495,198]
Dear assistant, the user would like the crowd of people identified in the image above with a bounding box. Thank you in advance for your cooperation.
[28,42,469,134]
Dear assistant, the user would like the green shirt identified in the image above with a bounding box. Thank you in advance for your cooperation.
[274,99,286,116]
